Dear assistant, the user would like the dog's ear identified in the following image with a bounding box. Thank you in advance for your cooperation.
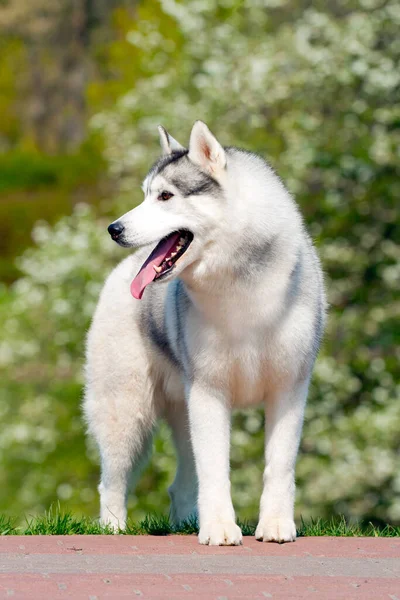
[188,121,226,175]
[158,125,185,155]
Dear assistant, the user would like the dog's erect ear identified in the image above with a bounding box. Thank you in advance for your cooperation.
[158,125,185,155]
[188,121,226,174]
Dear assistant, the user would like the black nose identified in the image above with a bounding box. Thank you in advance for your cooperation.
[108,222,124,239]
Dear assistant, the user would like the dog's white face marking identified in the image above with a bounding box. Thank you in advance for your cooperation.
[109,123,229,297]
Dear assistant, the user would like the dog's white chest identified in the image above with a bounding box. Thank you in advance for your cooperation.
[229,345,271,407]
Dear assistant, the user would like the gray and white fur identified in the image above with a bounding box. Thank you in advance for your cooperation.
[84,121,325,545]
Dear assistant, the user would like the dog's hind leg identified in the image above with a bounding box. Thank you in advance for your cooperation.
[84,387,155,532]
[256,378,309,543]
[164,400,198,526]
[99,426,154,531]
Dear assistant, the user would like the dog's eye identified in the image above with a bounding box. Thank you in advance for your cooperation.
[159,191,174,201]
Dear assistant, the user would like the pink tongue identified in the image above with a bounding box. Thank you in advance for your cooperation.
[130,233,181,300]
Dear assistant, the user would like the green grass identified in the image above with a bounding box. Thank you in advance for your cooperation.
[297,516,400,538]
[1,510,399,536]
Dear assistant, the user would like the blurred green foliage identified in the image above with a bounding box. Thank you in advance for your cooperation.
[0,142,107,283]
[0,0,399,526]
[0,146,105,193]
[0,39,24,145]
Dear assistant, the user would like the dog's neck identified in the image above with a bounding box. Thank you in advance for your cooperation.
[179,241,298,340]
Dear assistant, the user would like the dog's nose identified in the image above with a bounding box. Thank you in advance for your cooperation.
[108,222,124,240]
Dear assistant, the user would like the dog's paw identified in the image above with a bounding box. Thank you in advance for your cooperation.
[199,521,243,546]
[100,515,125,533]
[255,517,296,543]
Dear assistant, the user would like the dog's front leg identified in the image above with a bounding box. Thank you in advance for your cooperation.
[187,382,242,546]
[256,379,309,543]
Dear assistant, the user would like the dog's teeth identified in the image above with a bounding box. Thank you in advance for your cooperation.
[176,245,182,251]
[153,265,162,273]
[170,252,177,257]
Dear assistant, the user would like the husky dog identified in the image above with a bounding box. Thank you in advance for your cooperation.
[84,121,325,545]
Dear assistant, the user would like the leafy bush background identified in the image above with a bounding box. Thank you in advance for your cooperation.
[0,0,399,525]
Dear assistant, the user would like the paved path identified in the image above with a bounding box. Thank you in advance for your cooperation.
[0,536,399,599]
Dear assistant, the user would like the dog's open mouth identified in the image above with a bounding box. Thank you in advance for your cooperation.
[130,230,194,299]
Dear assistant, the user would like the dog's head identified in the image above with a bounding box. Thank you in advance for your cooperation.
[108,121,227,299]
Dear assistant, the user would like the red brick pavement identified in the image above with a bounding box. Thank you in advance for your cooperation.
[1,536,399,599]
